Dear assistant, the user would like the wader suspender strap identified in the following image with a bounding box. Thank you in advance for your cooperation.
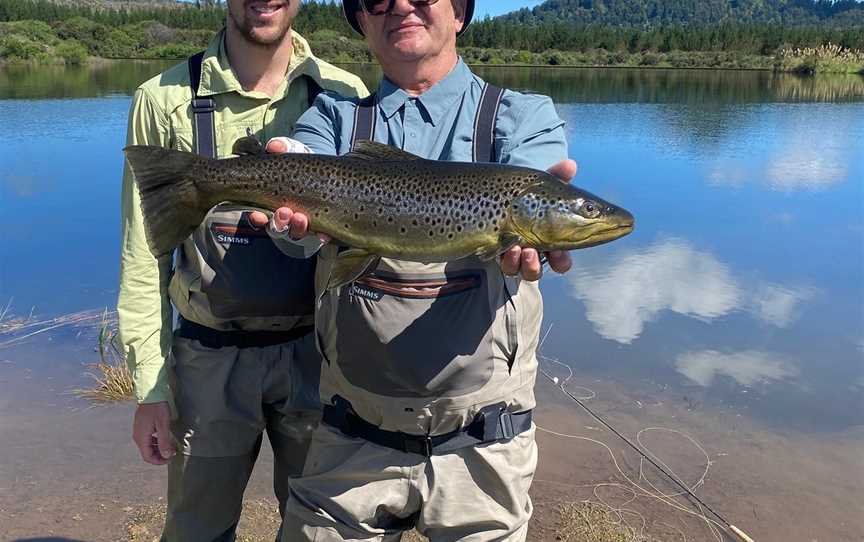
[350,84,503,159]
[472,83,504,162]
[350,94,378,150]
[188,51,325,157]
[188,51,217,158]
[304,75,324,108]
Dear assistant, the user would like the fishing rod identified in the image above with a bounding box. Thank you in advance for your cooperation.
[537,366,756,542]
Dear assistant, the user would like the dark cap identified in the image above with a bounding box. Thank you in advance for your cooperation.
[342,0,475,37]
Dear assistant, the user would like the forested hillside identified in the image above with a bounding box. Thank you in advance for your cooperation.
[1,0,862,72]
[501,0,864,26]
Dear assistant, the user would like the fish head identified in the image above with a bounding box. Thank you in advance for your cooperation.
[508,176,634,250]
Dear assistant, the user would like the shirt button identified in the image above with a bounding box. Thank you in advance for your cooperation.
[409,132,416,138]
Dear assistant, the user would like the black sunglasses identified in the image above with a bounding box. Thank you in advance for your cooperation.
[359,0,440,16]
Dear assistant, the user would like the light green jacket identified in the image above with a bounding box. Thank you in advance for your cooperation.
[118,30,368,404]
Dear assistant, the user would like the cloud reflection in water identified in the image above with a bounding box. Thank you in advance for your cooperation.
[568,239,739,344]
[675,349,799,387]
[567,238,813,343]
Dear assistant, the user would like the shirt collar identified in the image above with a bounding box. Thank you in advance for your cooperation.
[196,29,315,101]
[375,58,474,126]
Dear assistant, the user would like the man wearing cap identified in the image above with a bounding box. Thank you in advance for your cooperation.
[258,0,574,540]
[118,0,367,539]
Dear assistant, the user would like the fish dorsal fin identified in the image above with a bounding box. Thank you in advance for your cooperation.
[347,140,421,162]
[231,135,265,156]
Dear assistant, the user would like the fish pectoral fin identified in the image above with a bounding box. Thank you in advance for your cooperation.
[231,135,265,156]
[327,249,381,290]
[499,233,523,253]
[474,234,523,262]
[347,140,422,162]
[474,244,505,262]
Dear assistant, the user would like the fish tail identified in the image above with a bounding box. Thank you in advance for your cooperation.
[123,145,210,256]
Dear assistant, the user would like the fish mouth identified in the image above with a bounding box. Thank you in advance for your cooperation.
[555,220,634,250]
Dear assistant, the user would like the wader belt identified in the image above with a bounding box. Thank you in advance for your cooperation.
[322,396,533,457]
[349,84,503,160]
[188,51,326,158]
[177,316,312,349]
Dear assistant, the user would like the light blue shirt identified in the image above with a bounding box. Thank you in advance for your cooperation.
[292,58,567,169]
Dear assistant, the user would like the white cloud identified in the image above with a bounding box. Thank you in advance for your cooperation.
[675,350,798,387]
[0,174,46,197]
[567,239,741,344]
[705,117,851,192]
[748,283,814,328]
[765,146,847,192]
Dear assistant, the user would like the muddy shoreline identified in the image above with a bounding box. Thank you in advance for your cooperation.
[1,331,862,541]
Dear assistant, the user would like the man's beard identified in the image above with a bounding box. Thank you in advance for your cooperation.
[228,10,291,47]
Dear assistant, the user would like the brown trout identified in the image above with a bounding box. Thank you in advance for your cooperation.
[124,140,634,287]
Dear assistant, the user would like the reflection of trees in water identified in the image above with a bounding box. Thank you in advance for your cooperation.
[768,71,864,102]
[3,62,862,103]
[0,59,174,99]
[470,66,864,105]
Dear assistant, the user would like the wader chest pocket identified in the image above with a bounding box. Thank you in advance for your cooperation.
[334,270,498,398]
[197,209,316,319]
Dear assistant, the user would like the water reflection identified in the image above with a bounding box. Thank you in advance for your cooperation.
[705,108,858,192]
[750,283,814,328]
[2,62,862,104]
[567,239,740,344]
[472,67,864,104]
[675,349,799,388]
[566,239,819,344]
[764,139,849,192]
[0,60,174,99]
[0,63,860,435]
[1,173,49,197]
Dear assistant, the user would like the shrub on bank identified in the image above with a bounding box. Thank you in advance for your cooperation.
[777,43,864,74]
[0,34,48,63]
[55,38,87,64]
[1,19,56,43]
[306,32,373,63]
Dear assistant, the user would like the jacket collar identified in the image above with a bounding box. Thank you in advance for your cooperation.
[196,29,316,100]
[375,58,473,126]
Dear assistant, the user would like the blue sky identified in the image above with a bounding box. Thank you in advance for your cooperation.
[472,1,545,19]
[299,1,547,20]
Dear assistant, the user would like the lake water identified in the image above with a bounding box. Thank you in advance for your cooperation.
[1,62,862,541]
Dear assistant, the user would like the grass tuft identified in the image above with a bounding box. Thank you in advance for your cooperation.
[72,310,135,404]
[776,42,864,74]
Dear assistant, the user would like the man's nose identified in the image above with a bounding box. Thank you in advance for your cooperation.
[389,0,417,16]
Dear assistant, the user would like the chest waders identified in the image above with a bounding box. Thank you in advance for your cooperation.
[324,83,534,456]
[174,51,324,347]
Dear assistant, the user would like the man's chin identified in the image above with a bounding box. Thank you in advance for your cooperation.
[244,27,290,47]
[387,41,429,61]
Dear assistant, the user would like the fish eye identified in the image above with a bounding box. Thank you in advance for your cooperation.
[582,201,600,218]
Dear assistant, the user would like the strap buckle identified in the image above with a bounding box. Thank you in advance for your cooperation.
[499,411,515,439]
[192,97,215,113]
[468,402,510,441]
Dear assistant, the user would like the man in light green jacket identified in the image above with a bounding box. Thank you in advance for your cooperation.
[117,0,366,539]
